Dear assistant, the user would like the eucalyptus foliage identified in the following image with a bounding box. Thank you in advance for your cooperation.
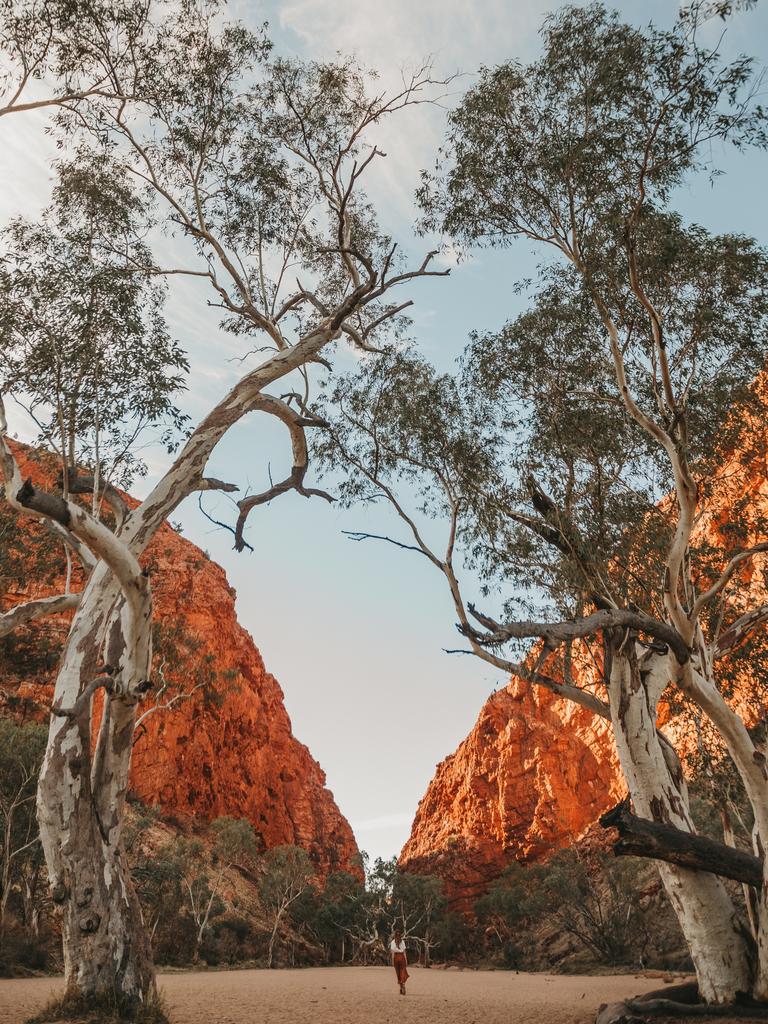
[0,152,188,489]
[322,1,768,665]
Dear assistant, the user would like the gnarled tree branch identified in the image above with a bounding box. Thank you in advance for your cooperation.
[601,799,763,888]
[716,603,768,657]
[463,604,690,665]
[233,394,334,551]
[692,542,768,619]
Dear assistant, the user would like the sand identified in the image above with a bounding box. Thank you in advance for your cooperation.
[0,966,677,1024]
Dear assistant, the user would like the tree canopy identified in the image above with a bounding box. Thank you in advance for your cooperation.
[0,152,188,492]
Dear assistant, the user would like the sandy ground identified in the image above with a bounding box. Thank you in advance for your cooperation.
[0,966,675,1024]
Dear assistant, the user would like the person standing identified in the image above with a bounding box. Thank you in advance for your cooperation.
[390,927,409,996]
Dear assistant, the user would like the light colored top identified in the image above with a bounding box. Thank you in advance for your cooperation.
[390,939,406,953]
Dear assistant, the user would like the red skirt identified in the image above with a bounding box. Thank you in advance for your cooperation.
[393,953,409,985]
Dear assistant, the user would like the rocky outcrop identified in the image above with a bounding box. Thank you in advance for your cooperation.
[400,676,623,909]
[0,446,359,879]
[127,529,360,877]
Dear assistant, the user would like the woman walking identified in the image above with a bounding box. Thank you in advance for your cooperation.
[390,927,409,996]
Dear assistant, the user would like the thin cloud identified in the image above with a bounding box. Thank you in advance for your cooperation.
[275,0,544,224]
[435,240,476,268]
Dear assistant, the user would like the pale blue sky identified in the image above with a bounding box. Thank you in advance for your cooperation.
[3,0,768,863]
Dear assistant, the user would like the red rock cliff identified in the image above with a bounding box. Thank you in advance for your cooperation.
[0,447,360,879]
[128,531,360,878]
[400,675,622,909]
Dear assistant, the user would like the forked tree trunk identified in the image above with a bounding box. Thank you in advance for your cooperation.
[19,313,366,1005]
[37,563,156,1008]
[607,643,751,1004]
[30,335,337,1003]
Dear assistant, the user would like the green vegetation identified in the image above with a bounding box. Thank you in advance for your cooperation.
[1,0,767,1010]
[0,716,690,976]
[476,849,683,972]
[26,987,170,1024]
[317,1,768,1004]
[0,720,50,976]
[0,153,188,492]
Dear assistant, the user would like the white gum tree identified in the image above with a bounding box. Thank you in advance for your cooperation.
[318,3,768,1008]
[0,1,448,1011]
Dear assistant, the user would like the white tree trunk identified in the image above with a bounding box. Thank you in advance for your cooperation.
[267,906,286,969]
[36,563,155,1007]
[720,805,759,942]
[608,645,751,1004]
[680,640,768,1000]
[28,337,336,1003]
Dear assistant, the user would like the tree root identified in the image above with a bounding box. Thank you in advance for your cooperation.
[630,998,768,1016]
[596,983,768,1023]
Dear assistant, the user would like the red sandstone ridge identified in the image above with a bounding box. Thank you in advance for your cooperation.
[399,676,623,909]
[128,534,360,878]
[0,446,360,880]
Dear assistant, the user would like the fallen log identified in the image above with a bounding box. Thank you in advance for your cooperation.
[600,800,763,888]
[595,1002,646,1024]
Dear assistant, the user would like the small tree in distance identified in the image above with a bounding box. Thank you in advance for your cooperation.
[0,719,46,956]
[179,818,258,963]
[258,845,314,969]
[391,869,445,967]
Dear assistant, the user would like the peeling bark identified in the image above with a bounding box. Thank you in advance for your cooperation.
[0,593,80,639]
[37,564,155,1006]
[607,645,751,1004]
[679,642,768,1001]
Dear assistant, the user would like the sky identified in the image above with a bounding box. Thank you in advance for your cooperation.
[2,0,768,864]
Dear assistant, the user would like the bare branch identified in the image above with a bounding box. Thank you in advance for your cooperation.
[64,468,129,529]
[716,603,768,658]
[197,477,239,494]
[133,681,206,739]
[197,494,253,553]
[233,395,334,552]
[343,530,432,559]
[0,593,80,639]
[692,542,768,620]
[463,604,691,665]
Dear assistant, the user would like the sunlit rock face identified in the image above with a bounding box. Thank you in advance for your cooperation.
[0,444,360,880]
[126,529,360,878]
[399,677,622,910]
[401,379,768,910]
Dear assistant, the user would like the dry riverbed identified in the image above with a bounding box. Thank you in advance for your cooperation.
[0,965,679,1024]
